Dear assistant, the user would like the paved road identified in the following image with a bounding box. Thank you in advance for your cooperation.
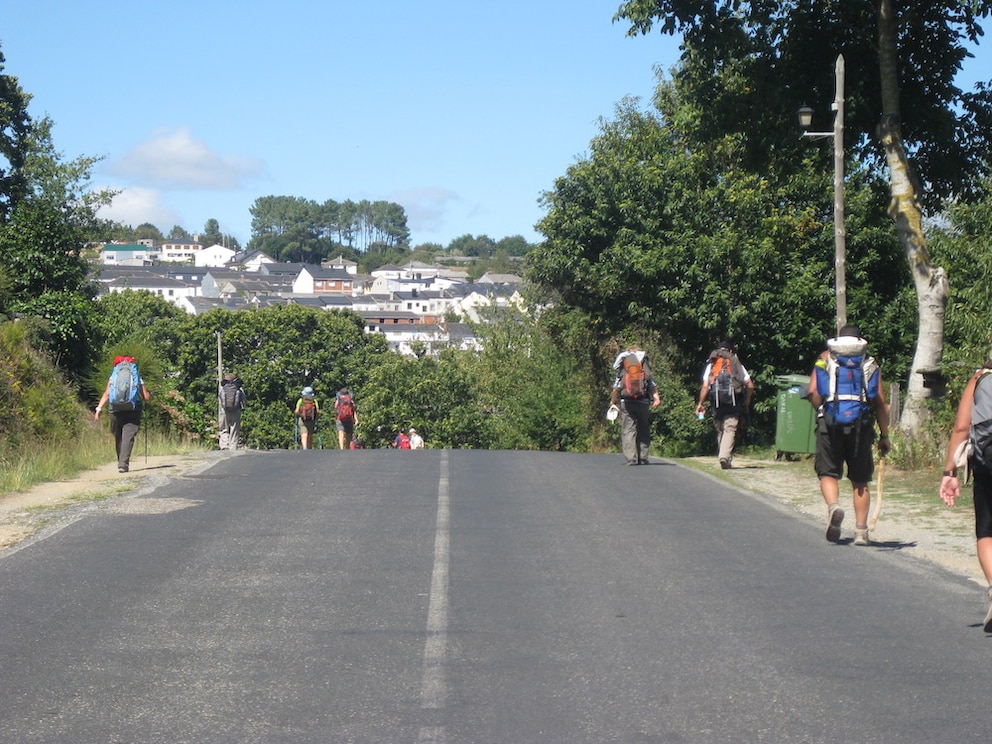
[0,450,988,743]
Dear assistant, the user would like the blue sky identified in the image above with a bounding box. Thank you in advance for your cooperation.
[4,1,990,249]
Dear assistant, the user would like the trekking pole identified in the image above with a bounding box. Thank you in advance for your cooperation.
[144,419,148,465]
[869,456,885,532]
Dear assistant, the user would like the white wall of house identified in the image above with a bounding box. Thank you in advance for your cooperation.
[195,244,237,267]
[160,242,202,262]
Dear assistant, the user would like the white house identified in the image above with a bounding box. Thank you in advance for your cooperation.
[101,275,197,309]
[195,244,237,268]
[159,239,203,263]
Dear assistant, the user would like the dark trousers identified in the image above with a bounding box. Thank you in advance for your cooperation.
[111,410,142,469]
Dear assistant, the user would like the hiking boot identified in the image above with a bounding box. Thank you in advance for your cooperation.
[118,465,129,473]
[853,527,870,546]
[719,458,731,469]
[639,457,650,465]
[984,588,992,633]
[826,505,844,542]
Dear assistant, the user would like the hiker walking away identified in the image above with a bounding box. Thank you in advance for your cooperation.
[218,372,246,450]
[94,355,151,473]
[409,427,425,450]
[695,340,755,469]
[609,345,662,466]
[334,387,359,450]
[807,324,891,546]
[393,429,412,449]
[939,360,992,632]
[294,386,320,450]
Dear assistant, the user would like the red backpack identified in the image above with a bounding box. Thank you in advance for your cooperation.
[336,394,355,422]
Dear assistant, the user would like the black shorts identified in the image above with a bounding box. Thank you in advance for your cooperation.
[814,421,875,484]
[974,469,992,540]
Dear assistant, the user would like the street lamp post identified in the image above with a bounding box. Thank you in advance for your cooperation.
[798,54,846,333]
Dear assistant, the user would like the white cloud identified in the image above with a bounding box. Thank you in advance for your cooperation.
[96,186,179,230]
[389,187,461,235]
[109,127,265,190]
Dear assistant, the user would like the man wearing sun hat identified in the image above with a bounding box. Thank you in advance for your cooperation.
[807,323,891,546]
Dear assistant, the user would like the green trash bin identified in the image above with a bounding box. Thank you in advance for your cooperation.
[775,374,817,455]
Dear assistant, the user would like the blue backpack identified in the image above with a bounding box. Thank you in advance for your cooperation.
[815,338,879,427]
[108,360,142,413]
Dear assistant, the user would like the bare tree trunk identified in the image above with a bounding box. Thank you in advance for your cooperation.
[876,0,949,435]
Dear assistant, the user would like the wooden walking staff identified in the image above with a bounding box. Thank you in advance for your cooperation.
[868,456,885,532]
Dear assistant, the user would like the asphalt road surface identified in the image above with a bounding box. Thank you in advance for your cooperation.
[0,449,988,743]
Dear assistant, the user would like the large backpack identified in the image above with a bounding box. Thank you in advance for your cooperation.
[815,336,880,427]
[970,370,992,474]
[708,349,744,410]
[108,359,142,413]
[220,380,241,411]
[336,394,355,422]
[299,397,319,422]
[620,353,649,399]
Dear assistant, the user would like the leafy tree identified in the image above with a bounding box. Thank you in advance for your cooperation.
[613,0,992,434]
[449,233,497,258]
[0,48,31,225]
[930,177,992,388]
[198,217,240,251]
[357,351,492,449]
[0,68,111,380]
[167,225,193,240]
[495,235,534,256]
[531,93,905,442]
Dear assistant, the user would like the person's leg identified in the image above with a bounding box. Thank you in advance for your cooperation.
[338,426,346,450]
[111,415,124,461]
[815,425,845,541]
[632,404,651,463]
[620,405,638,464]
[848,427,875,545]
[118,416,139,471]
[718,414,738,466]
[228,412,241,450]
[218,409,229,450]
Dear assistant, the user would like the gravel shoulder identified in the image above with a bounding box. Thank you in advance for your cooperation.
[0,450,982,588]
[684,454,982,586]
[0,452,219,552]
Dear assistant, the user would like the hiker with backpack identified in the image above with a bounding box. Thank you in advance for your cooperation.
[807,324,891,546]
[217,372,246,450]
[609,345,662,466]
[695,340,755,470]
[939,360,992,632]
[294,386,320,450]
[94,355,152,473]
[218,372,246,450]
[334,388,359,450]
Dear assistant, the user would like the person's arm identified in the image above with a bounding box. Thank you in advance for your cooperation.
[695,368,709,414]
[94,383,110,420]
[648,378,661,408]
[941,373,978,506]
